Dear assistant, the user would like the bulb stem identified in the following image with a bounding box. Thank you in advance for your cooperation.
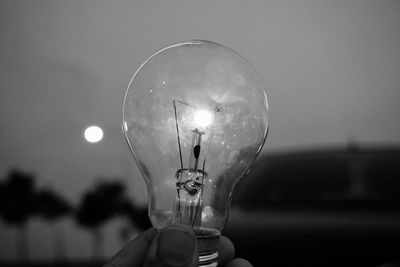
[173,169,206,227]
[189,129,204,172]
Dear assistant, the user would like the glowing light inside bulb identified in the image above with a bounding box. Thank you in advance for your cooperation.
[201,205,214,221]
[194,110,213,128]
[84,125,103,143]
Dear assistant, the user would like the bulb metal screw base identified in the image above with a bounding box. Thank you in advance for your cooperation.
[199,251,218,267]
[196,232,219,267]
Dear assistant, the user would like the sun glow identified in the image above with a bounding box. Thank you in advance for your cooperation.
[84,125,103,143]
[194,109,213,128]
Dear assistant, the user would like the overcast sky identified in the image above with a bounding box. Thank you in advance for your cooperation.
[1,0,400,260]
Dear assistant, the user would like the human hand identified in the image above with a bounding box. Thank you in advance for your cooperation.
[103,223,252,267]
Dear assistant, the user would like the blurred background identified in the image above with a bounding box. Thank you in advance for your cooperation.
[1,0,400,266]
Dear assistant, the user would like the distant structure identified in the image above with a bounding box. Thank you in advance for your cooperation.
[233,145,400,211]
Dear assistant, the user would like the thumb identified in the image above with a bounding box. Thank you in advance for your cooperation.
[144,224,199,267]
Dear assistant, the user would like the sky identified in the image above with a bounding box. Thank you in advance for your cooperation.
[0,0,400,261]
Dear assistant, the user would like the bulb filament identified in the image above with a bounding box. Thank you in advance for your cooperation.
[189,128,204,172]
[172,100,209,227]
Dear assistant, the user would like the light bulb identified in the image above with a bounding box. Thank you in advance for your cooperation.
[123,40,269,266]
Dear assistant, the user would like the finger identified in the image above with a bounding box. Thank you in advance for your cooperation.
[103,227,157,267]
[217,235,235,265]
[224,258,253,267]
[144,223,198,267]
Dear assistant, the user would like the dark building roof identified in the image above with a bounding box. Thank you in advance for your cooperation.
[232,145,400,211]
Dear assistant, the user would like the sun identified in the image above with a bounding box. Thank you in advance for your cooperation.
[84,125,103,143]
[194,109,213,128]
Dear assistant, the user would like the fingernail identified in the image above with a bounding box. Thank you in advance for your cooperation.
[158,227,195,266]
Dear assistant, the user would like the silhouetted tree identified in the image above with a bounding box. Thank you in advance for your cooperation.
[114,200,151,247]
[119,201,151,231]
[36,188,71,260]
[0,169,36,262]
[75,180,130,259]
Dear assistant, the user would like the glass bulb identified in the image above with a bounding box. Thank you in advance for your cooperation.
[123,40,269,266]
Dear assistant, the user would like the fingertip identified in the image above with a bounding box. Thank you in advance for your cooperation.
[141,227,158,243]
[161,223,196,237]
[224,258,253,267]
[104,227,157,267]
[145,223,198,267]
[218,235,235,265]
